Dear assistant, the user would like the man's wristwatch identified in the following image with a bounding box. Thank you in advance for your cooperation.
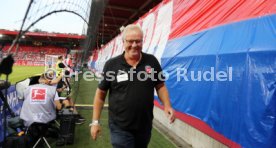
[89,120,100,126]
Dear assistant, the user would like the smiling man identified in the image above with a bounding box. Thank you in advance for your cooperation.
[90,24,175,148]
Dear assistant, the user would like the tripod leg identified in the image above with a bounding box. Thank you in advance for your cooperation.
[43,137,51,148]
[33,138,42,148]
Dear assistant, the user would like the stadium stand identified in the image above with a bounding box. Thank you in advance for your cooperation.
[2,45,67,66]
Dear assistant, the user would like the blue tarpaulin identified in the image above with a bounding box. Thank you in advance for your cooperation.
[161,14,276,148]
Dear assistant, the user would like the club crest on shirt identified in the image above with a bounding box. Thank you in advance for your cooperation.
[31,88,47,104]
[145,65,152,74]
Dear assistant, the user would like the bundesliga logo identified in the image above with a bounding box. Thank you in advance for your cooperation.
[31,88,47,104]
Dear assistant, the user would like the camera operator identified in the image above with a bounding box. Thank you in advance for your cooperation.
[20,73,66,127]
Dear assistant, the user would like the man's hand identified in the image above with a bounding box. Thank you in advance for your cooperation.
[164,106,175,124]
[155,83,176,124]
[91,124,101,140]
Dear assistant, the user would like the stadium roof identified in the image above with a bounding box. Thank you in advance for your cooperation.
[97,0,162,45]
[0,29,85,40]
[0,29,85,48]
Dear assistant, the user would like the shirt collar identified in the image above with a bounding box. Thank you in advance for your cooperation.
[120,51,145,67]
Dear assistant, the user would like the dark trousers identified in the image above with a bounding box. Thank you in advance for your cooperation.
[109,119,152,148]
